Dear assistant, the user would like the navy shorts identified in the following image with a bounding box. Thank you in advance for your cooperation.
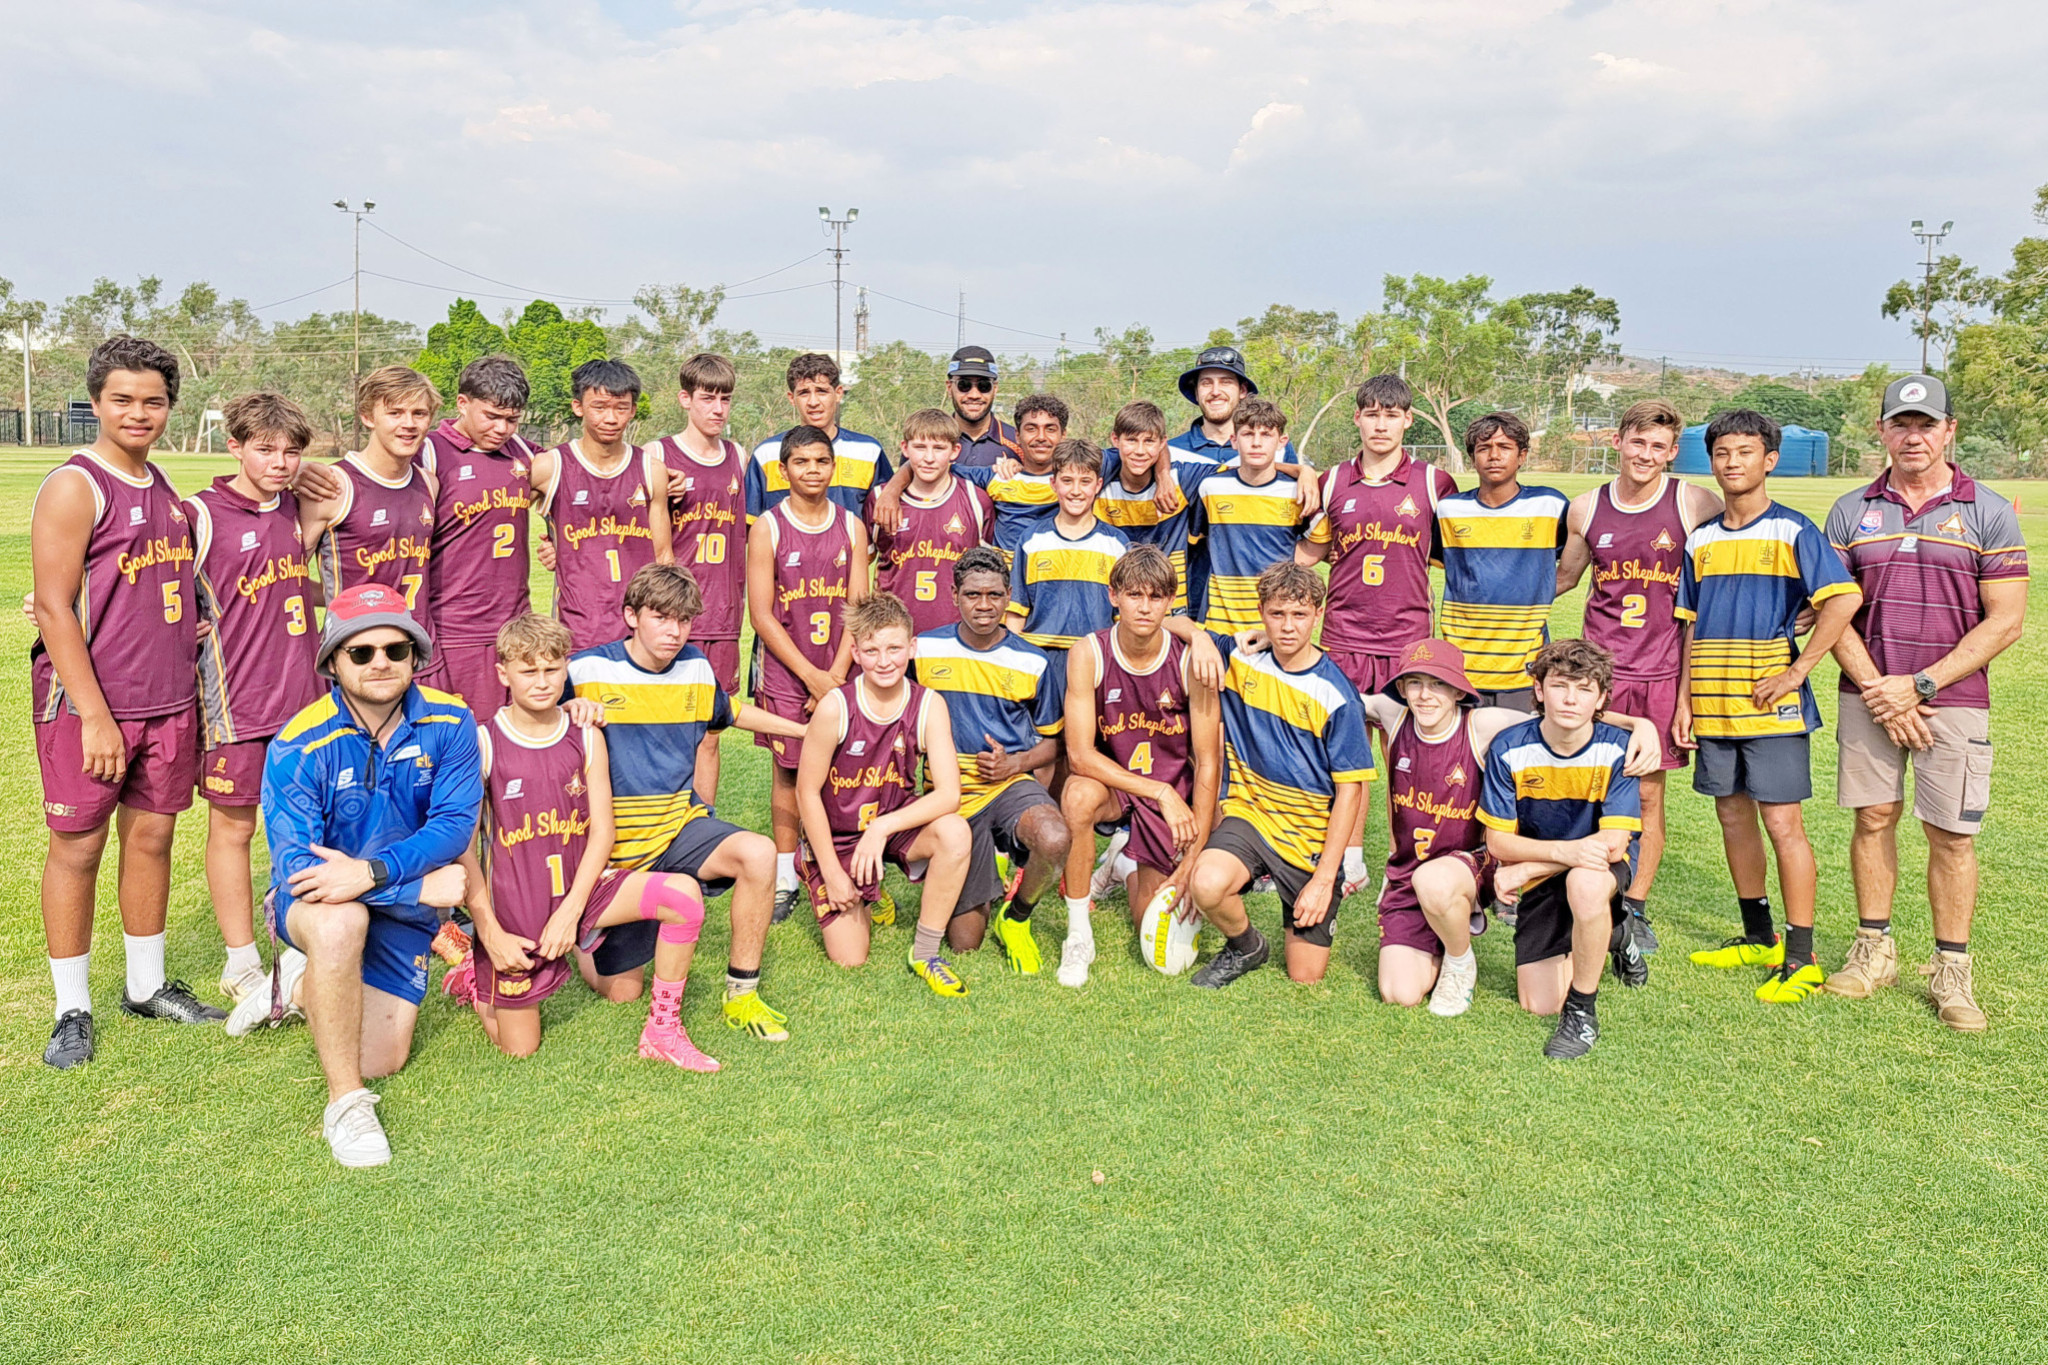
[1693,733,1812,804]
[593,817,750,976]
[273,894,434,1006]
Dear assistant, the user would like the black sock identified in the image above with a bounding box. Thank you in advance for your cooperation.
[1859,917,1893,934]
[1738,896,1774,942]
[1784,924,1814,966]
[1565,985,1597,1014]
[1226,926,1263,956]
[726,965,760,997]
[1003,891,1035,923]
[1936,938,1969,956]
[1622,895,1648,919]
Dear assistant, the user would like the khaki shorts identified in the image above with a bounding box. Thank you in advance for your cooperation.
[1836,693,1993,835]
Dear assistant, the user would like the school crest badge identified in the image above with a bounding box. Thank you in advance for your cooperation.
[1396,495,1419,519]
[565,772,587,798]
[1937,512,1965,537]
[1652,529,1676,552]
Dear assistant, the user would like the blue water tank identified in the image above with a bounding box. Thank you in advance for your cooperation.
[1676,423,1829,476]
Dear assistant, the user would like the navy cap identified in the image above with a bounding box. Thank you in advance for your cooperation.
[947,346,998,380]
[1177,345,1257,404]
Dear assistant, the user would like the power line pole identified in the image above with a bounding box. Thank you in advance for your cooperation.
[334,198,376,445]
[957,288,966,349]
[1910,218,1953,373]
[854,286,869,357]
[21,320,31,444]
[818,206,858,359]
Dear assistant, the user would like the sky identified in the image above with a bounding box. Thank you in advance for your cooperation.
[6,0,2046,373]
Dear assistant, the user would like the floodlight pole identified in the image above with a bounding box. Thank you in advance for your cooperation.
[22,320,31,443]
[1910,218,1953,373]
[819,207,858,359]
[336,199,376,444]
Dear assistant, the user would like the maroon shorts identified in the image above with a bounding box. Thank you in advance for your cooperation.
[1110,788,1184,876]
[1378,848,1494,955]
[698,637,742,696]
[199,737,270,808]
[1327,649,1404,705]
[482,867,629,1007]
[1608,675,1685,771]
[37,704,199,832]
[424,641,507,719]
[798,826,926,922]
[752,684,811,770]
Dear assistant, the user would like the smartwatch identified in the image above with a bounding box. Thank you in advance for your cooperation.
[367,857,391,890]
[1913,671,1938,702]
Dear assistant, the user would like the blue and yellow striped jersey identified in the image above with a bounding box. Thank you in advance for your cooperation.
[1677,502,1858,738]
[1434,484,1569,691]
[567,641,733,869]
[1478,718,1641,881]
[1094,460,1205,613]
[955,464,1058,563]
[1214,637,1375,870]
[746,427,892,522]
[1191,467,1304,632]
[913,624,1064,817]
[1008,518,1129,649]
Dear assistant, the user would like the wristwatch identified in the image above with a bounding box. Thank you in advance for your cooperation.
[1912,671,1938,702]
[367,857,391,890]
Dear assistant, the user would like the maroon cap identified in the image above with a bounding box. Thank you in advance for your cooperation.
[316,583,433,676]
[1383,637,1479,706]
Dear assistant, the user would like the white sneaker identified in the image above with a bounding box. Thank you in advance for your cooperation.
[219,960,268,1005]
[1088,828,1132,899]
[1057,937,1096,988]
[1429,951,1478,1017]
[1341,861,1373,899]
[322,1088,391,1168]
[225,947,306,1037]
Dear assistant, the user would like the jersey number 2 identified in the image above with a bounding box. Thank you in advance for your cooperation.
[1619,593,1647,629]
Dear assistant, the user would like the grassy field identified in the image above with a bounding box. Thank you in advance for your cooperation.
[2,448,2044,1364]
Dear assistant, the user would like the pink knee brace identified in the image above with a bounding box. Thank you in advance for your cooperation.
[637,874,704,944]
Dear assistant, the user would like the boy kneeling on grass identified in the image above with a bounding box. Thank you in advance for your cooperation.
[795,593,976,995]
[452,614,719,1071]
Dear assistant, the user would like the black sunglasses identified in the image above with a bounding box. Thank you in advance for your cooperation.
[953,376,992,393]
[341,641,416,666]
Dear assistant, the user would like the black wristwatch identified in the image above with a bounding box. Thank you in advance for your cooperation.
[1913,671,1938,702]
[367,857,391,890]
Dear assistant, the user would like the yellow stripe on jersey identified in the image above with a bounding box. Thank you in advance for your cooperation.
[277,694,340,742]
[1438,600,1551,690]
[1436,511,1563,550]
[1229,650,1349,742]
[571,677,722,726]
[1685,637,1807,737]
[609,792,708,870]
[1202,576,1264,632]
[913,655,1055,723]
[1217,750,1365,869]
[1202,485,1302,527]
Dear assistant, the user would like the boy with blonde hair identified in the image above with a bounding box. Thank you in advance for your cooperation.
[870,407,992,636]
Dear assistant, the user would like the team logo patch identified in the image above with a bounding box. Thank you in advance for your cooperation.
[458,465,473,481]
[1396,495,1419,518]
[834,548,848,568]
[371,509,388,527]
[1396,756,1413,772]
[168,502,186,523]
[511,460,528,480]
[496,976,533,997]
[337,767,357,790]
[1756,545,1775,568]
[574,490,590,505]
[130,506,147,525]
[565,772,586,797]
[1448,764,1467,787]
[1519,522,1535,542]
[1937,512,1965,536]
[1651,529,1676,551]
[1858,508,1884,534]
[893,734,907,752]
[240,530,261,552]
[629,488,647,506]
[504,778,524,798]
[945,514,965,535]
[1900,381,1929,404]
[1411,641,1435,661]
[1342,499,1357,513]
[1597,534,1614,549]
[728,478,740,496]
[786,552,802,567]
[1159,690,1174,708]
[848,739,868,756]
[419,507,434,526]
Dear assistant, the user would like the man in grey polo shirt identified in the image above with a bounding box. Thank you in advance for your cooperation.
[1825,374,2029,1031]
[948,345,1020,470]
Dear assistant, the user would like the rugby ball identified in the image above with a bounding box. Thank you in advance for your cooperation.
[1139,885,1201,975]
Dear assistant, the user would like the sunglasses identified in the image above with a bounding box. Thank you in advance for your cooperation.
[952,377,992,393]
[341,641,417,666]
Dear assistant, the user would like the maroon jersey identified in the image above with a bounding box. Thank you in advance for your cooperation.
[657,435,747,639]
[1379,709,1487,913]
[315,455,437,629]
[1306,453,1457,655]
[1087,628,1193,798]
[417,422,535,644]
[32,451,197,721]
[543,440,662,652]
[480,714,598,954]
[759,500,860,698]
[819,678,933,832]
[870,476,993,636]
[189,478,322,745]
[1584,475,1688,680]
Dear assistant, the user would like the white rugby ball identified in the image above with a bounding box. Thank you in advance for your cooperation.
[1139,885,1201,976]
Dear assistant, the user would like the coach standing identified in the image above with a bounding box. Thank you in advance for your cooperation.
[1825,375,2027,1030]
[947,345,1019,469]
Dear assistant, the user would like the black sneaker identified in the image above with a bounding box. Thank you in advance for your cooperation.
[771,888,800,925]
[43,1009,95,1069]
[1543,1000,1599,1059]
[1190,931,1270,989]
[120,980,228,1024]
[1633,909,1660,955]
[1609,916,1650,989]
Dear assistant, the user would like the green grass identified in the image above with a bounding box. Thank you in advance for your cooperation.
[3,449,2046,1364]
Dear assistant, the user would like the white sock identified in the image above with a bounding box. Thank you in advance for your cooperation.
[1110,854,1138,885]
[775,853,797,892]
[224,942,262,978]
[1343,845,1368,882]
[1445,947,1475,969]
[50,952,91,1018]
[123,932,166,1002]
[1064,896,1093,941]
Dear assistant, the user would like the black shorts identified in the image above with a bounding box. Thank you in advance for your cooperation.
[591,817,748,976]
[964,779,1057,910]
[1512,866,1625,967]
[1202,815,1335,948]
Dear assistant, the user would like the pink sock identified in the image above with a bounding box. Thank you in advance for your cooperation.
[645,975,685,1032]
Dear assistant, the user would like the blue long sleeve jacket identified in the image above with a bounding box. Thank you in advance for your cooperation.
[261,683,482,921]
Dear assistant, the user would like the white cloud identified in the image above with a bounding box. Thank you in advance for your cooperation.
[1228,102,1307,171]
[1589,50,1674,82]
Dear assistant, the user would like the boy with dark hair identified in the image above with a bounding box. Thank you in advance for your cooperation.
[746,425,870,922]
[1189,397,1304,633]
[190,391,326,1003]
[456,613,717,1069]
[1677,409,1862,1002]
[568,563,808,1040]
[1008,439,1129,675]
[301,364,442,626]
[1556,397,1722,947]
[1298,371,1461,895]
[747,351,892,520]
[533,358,674,651]
[653,352,750,810]
[1059,546,1222,987]
[871,393,1067,564]
[32,336,217,1067]
[870,407,992,636]
[795,593,975,994]
[1094,400,1207,615]
[1477,639,1644,1059]
[414,355,538,714]
[1433,411,1569,711]
[1185,562,1374,987]
[915,546,1071,973]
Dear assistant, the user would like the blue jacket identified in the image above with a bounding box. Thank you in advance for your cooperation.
[262,683,482,922]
